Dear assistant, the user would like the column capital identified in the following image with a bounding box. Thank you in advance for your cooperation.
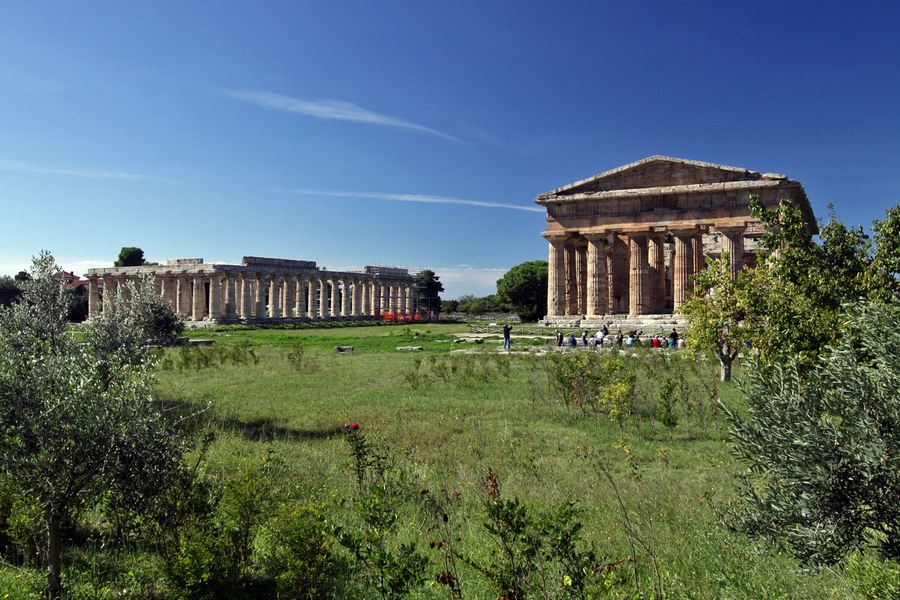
[541,231,573,244]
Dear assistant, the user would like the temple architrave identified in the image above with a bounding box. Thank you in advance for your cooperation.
[535,156,817,326]
[85,257,416,324]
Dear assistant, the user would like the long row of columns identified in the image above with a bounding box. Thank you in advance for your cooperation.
[545,226,745,318]
[87,272,416,323]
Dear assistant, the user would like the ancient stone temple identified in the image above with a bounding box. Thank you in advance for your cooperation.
[535,156,817,325]
[86,257,417,323]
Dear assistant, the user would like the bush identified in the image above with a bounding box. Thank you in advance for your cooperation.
[255,502,348,599]
[727,301,900,564]
[166,521,240,599]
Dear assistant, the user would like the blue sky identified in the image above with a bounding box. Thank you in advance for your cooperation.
[1,1,897,297]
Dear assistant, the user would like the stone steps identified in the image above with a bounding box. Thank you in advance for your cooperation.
[541,314,687,332]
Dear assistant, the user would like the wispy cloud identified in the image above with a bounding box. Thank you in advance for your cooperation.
[274,188,544,213]
[0,159,176,183]
[223,89,461,142]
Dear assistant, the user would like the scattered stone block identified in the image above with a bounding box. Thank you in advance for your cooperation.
[396,346,422,352]
[190,339,214,346]
[335,345,354,353]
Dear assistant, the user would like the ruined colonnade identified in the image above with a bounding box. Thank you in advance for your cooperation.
[86,257,417,323]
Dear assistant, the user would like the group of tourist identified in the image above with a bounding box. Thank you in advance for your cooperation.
[554,327,685,350]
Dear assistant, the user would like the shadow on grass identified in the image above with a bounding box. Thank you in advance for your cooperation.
[155,396,343,442]
[214,415,344,442]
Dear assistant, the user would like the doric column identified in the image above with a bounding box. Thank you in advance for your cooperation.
[374,282,382,315]
[719,226,745,280]
[283,276,295,318]
[102,275,116,313]
[673,231,695,311]
[239,275,252,319]
[576,243,587,315]
[192,274,206,321]
[584,234,607,316]
[606,235,618,313]
[164,274,178,309]
[254,274,266,318]
[350,280,358,317]
[328,279,337,317]
[339,279,350,319]
[177,273,191,317]
[208,275,222,321]
[294,277,305,319]
[544,234,568,317]
[359,280,368,316]
[224,277,237,319]
[693,233,706,294]
[268,277,281,318]
[628,234,649,316]
[318,278,328,319]
[648,234,666,313]
[308,278,317,319]
[88,277,100,319]
[563,243,577,315]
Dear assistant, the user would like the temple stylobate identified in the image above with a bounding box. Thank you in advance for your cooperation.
[85,256,417,323]
[535,156,817,325]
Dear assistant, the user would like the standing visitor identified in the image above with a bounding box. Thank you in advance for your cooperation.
[615,331,624,347]
[567,333,577,348]
[502,323,512,350]
[581,330,588,346]
[669,328,679,348]
[555,330,563,347]
[596,329,605,348]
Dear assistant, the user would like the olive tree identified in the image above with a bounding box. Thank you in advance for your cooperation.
[0,252,187,599]
[727,301,900,565]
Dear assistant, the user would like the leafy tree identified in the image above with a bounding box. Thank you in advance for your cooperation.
[866,205,900,301]
[682,256,747,381]
[726,301,900,565]
[414,269,444,317]
[0,252,187,598]
[457,294,502,315]
[496,260,547,322]
[114,246,146,267]
[685,199,898,375]
[14,270,31,282]
[441,299,459,313]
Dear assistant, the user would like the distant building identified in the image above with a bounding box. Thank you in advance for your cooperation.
[85,256,418,323]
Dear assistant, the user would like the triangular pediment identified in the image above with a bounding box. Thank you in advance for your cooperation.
[542,156,769,197]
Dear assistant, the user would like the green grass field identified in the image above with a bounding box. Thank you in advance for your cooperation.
[2,323,895,598]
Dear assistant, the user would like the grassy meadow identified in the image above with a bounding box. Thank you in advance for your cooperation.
[1,322,894,598]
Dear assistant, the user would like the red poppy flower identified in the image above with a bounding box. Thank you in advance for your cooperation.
[350,423,360,430]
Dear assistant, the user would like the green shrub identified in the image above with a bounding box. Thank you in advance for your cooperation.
[727,301,900,564]
[255,502,348,599]
[843,552,900,599]
[166,521,240,599]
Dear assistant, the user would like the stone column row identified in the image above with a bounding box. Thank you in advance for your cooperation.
[88,271,408,323]
[545,227,737,318]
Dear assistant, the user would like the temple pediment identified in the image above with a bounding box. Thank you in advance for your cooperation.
[539,155,783,198]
